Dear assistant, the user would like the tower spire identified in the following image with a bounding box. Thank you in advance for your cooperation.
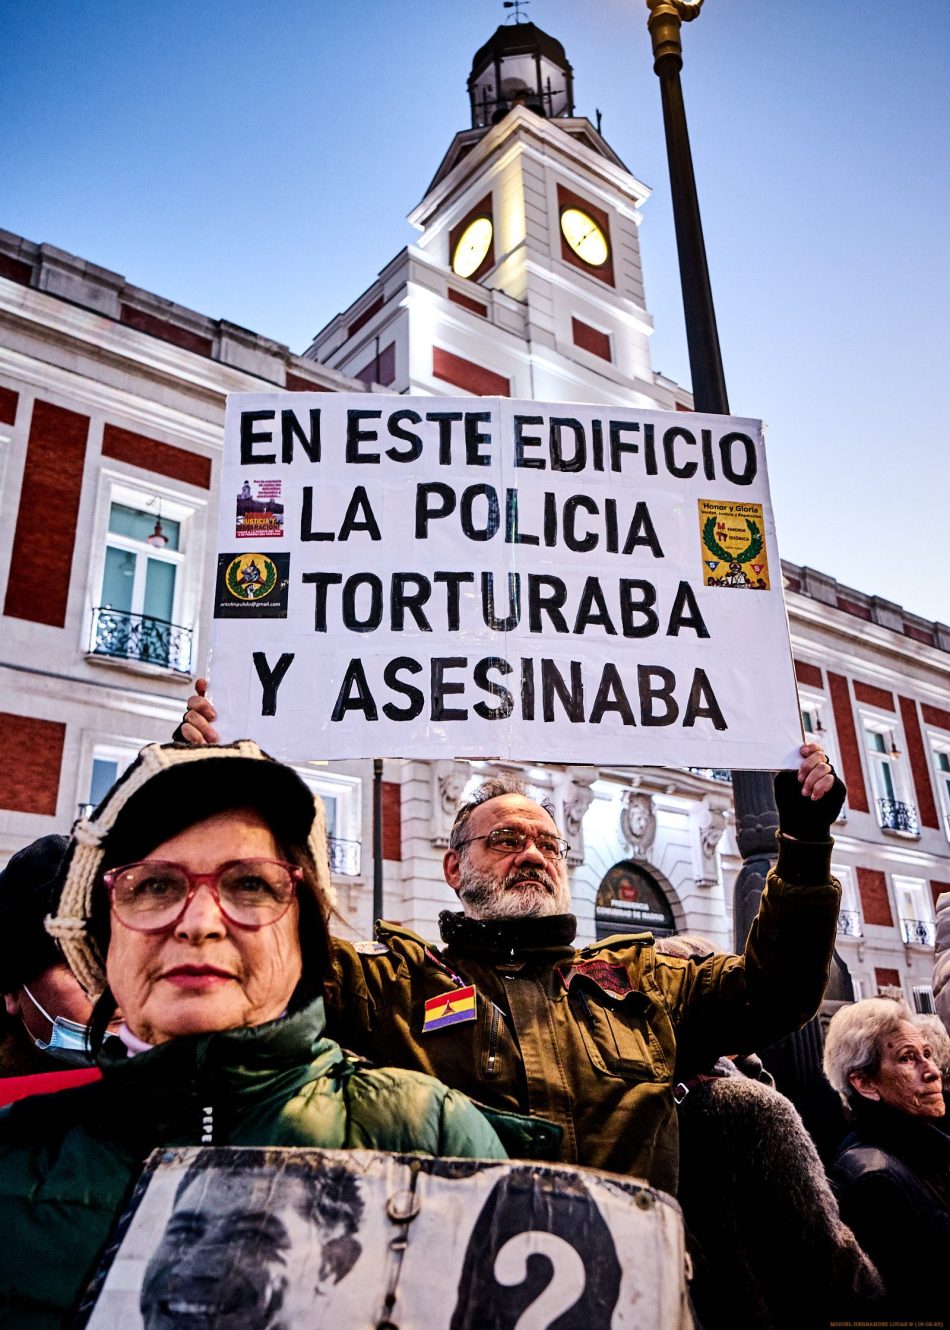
[468,17,574,128]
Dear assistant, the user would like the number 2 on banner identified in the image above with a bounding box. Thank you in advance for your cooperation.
[494,1233,587,1329]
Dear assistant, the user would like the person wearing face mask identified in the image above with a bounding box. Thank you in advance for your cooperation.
[824,997,950,1318]
[0,836,101,1084]
[0,742,505,1328]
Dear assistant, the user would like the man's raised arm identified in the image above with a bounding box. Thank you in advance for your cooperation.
[172,677,219,745]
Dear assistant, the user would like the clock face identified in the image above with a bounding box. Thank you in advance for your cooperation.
[452,217,494,279]
[560,207,609,267]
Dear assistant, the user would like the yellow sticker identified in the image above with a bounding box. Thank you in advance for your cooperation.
[698,500,770,590]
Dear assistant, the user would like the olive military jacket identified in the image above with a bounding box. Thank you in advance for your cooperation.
[326,835,841,1194]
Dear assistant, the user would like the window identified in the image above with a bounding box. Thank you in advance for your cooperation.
[931,745,950,841]
[800,697,843,819]
[893,874,934,947]
[863,722,918,834]
[296,766,363,877]
[95,501,183,668]
[833,864,863,938]
[87,477,206,676]
[865,727,896,801]
[78,741,141,820]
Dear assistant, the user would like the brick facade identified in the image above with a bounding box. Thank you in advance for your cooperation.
[0,386,18,426]
[447,289,488,318]
[794,660,823,688]
[857,866,893,927]
[828,672,869,812]
[4,400,88,627]
[922,703,950,732]
[571,317,611,362]
[853,681,895,711]
[120,304,213,358]
[382,780,402,861]
[431,347,510,397]
[0,713,65,815]
[899,694,939,830]
[102,424,212,490]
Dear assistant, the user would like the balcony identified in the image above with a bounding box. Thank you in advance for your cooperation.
[877,798,919,836]
[837,909,863,938]
[328,837,361,877]
[900,917,936,948]
[89,607,193,675]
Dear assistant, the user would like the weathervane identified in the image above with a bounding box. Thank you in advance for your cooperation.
[503,0,530,24]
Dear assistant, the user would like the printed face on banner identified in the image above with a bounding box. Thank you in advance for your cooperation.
[139,1164,364,1329]
[82,1149,688,1330]
[207,394,802,766]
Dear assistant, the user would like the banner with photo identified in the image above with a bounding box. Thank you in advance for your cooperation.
[78,1147,690,1330]
[208,393,802,766]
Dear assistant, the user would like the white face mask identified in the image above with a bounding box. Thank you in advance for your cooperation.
[21,984,94,1066]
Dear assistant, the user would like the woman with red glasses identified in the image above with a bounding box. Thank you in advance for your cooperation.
[0,741,504,1327]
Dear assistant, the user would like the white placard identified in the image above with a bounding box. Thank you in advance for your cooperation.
[80,1148,691,1330]
[208,393,802,767]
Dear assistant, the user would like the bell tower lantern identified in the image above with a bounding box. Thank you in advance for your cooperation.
[304,13,689,415]
[468,20,574,127]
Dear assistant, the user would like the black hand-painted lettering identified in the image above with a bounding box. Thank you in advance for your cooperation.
[253,651,295,716]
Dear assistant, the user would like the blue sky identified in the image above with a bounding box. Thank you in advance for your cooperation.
[3,0,948,624]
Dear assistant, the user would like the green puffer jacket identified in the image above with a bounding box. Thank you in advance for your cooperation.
[0,997,504,1330]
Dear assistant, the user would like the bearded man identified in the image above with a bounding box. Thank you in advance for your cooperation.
[178,684,843,1192]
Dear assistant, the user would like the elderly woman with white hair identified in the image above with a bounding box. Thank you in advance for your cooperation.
[0,741,505,1328]
[823,996,950,1318]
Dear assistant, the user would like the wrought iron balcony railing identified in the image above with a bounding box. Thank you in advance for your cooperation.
[900,917,936,948]
[837,909,863,938]
[878,798,919,835]
[90,607,193,675]
[328,837,361,877]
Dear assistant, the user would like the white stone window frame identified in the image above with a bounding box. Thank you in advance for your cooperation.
[831,863,863,938]
[859,709,909,820]
[295,765,363,878]
[799,689,845,820]
[75,734,146,824]
[0,413,13,510]
[84,469,208,677]
[926,731,950,844]
[891,872,934,947]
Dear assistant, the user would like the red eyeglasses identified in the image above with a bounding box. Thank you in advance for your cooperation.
[103,859,302,933]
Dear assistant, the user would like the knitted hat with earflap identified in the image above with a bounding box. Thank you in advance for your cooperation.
[46,741,334,999]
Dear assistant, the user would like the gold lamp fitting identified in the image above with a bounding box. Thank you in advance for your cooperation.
[646,0,706,70]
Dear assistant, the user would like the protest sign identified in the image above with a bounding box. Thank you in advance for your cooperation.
[79,1147,691,1329]
[209,393,802,766]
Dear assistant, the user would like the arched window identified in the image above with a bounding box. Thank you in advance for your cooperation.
[595,862,676,940]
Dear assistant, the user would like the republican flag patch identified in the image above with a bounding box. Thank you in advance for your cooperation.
[422,985,477,1033]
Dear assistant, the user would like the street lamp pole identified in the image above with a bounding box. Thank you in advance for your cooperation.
[644,0,779,947]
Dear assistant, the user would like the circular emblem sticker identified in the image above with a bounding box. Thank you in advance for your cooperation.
[225,553,279,601]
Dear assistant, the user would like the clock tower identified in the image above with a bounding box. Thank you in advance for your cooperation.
[304,18,687,411]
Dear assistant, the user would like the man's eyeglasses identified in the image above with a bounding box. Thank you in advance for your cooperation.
[457,828,570,861]
[103,859,302,933]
